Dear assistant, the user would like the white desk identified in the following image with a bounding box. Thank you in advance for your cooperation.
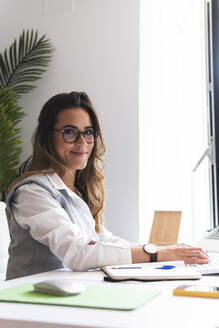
[0,261,219,328]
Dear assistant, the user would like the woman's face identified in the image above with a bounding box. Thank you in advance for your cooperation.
[53,107,94,171]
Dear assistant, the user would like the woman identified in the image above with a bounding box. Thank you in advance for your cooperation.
[6,91,209,279]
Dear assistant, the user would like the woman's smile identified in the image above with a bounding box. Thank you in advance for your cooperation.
[70,151,88,157]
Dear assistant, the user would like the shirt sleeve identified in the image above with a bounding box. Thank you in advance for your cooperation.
[99,226,140,247]
[12,183,132,271]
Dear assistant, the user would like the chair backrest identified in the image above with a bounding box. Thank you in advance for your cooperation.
[0,201,10,278]
[149,210,182,246]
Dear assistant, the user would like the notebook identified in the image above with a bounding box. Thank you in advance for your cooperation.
[0,283,160,311]
[103,261,201,282]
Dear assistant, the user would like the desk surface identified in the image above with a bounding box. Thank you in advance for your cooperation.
[0,260,219,328]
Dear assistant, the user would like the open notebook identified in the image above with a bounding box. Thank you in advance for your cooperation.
[103,261,201,282]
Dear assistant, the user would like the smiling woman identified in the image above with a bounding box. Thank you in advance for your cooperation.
[5,91,209,280]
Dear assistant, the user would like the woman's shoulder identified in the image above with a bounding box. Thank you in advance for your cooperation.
[7,171,56,199]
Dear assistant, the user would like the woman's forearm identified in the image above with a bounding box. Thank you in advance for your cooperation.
[131,246,150,263]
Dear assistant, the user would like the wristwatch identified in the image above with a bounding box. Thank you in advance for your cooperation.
[143,243,158,262]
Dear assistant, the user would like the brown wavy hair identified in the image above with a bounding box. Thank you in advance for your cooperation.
[10,92,106,232]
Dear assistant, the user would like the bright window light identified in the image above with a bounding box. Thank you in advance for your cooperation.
[139,0,210,243]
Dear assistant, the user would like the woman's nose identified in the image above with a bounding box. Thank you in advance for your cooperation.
[75,133,87,144]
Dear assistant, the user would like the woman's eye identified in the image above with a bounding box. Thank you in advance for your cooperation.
[64,129,76,135]
[85,130,93,136]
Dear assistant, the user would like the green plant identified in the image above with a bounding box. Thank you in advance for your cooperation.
[0,29,53,97]
[0,30,53,198]
[0,88,25,198]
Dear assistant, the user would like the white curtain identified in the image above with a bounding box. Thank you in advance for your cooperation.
[139,0,210,243]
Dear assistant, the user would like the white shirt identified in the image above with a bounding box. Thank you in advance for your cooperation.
[12,173,134,271]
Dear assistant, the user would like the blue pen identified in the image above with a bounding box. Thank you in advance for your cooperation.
[155,265,176,270]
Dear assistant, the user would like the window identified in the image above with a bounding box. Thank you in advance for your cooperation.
[139,0,210,243]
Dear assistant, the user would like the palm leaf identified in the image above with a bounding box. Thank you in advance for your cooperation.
[0,88,25,194]
[0,30,53,97]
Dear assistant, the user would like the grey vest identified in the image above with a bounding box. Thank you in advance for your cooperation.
[6,174,76,280]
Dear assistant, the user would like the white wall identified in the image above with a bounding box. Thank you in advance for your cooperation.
[0,0,140,241]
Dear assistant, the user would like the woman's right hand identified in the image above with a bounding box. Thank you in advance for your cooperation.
[157,244,209,264]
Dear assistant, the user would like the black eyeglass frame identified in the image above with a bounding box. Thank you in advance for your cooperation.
[53,128,99,144]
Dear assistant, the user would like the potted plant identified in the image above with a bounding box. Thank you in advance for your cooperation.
[0,29,53,200]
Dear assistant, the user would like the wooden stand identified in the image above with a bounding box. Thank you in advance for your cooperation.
[149,211,182,246]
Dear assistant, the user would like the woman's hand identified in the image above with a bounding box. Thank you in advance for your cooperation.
[157,243,209,264]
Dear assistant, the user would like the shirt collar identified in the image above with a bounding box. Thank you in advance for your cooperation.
[45,172,80,199]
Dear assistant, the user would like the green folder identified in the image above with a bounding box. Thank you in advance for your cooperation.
[0,283,160,311]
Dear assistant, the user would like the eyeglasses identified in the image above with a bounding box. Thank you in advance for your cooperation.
[53,128,99,144]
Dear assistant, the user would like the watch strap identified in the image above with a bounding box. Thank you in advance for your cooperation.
[150,252,158,262]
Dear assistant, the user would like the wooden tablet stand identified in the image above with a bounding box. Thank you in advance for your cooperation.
[149,211,182,246]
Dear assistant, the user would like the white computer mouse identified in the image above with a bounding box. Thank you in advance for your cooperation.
[34,279,86,296]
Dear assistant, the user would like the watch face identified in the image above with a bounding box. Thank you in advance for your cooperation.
[144,243,158,254]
